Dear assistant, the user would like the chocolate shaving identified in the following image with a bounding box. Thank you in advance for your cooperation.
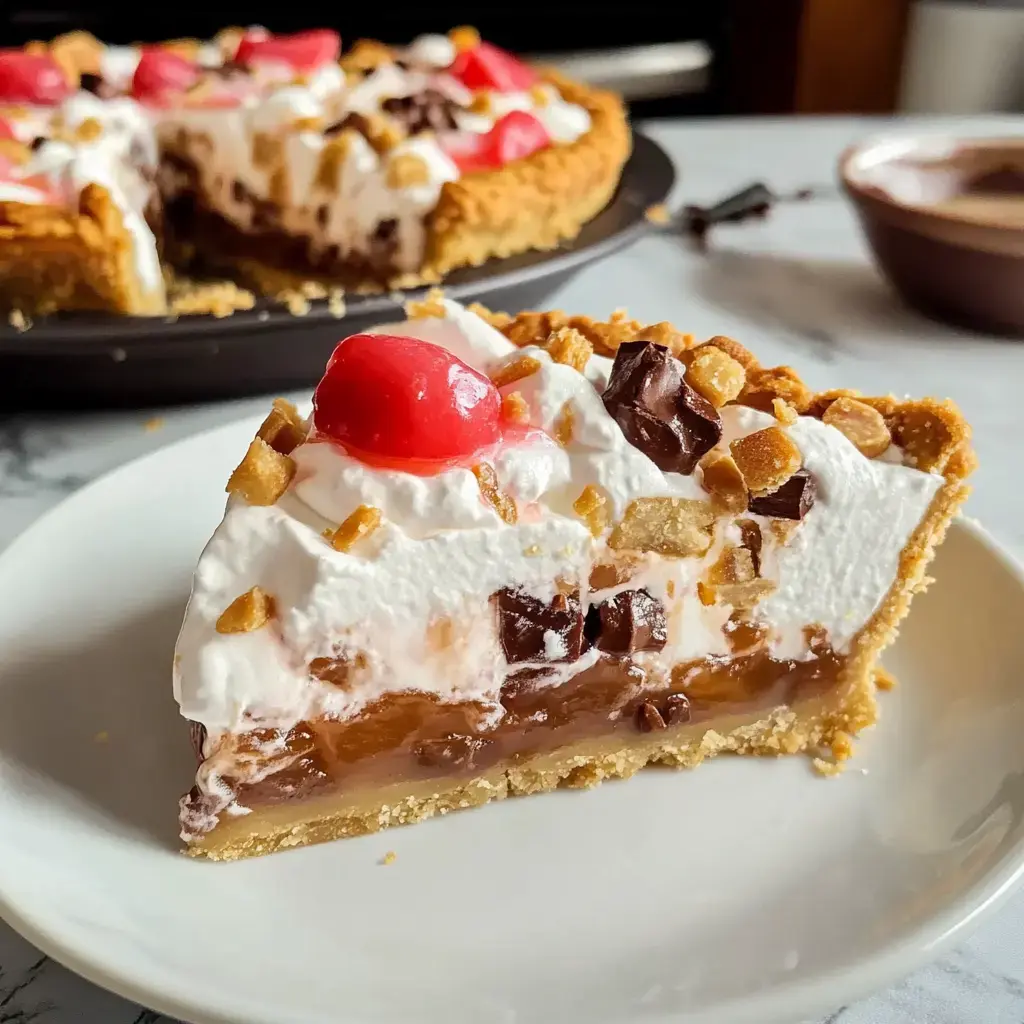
[602,341,721,474]
[586,588,668,656]
[381,89,458,135]
[494,587,584,664]
[79,71,118,98]
[747,468,816,520]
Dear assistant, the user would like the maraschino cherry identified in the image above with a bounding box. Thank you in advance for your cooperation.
[449,42,536,92]
[0,51,72,105]
[313,333,502,474]
[235,29,341,72]
[132,48,200,104]
[445,111,551,173]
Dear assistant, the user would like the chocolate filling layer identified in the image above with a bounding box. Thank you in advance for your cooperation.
[191,645,843,820]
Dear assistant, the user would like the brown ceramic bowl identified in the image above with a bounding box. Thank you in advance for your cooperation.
[840,134,1024,335]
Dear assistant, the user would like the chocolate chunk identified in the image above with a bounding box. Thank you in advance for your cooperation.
[602,341,721,474]
[382,89,458,135]
[415,734,483,769]
[588,589,668,656]
[79,71,117,98]
[663,693,691,725]
[367,217,399,273]
[637,702,667,732]
[188,721,206,761]
[29,136,46,152]
[747,468,816,520]
[494,587,584,664]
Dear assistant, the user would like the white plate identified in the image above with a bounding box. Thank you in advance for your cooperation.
[0,417,1022,1024]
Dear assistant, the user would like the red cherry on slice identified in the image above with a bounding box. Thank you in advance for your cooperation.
[445,111,551,174]
[235,29,341,72]
[0,51,72,105]
[132,48,200,104]
[313,333,502,471]
[449,42,536,92]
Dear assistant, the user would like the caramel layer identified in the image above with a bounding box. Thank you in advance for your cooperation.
[193,647,842,817]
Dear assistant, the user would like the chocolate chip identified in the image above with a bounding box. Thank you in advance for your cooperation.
[638,702,666,731]
[382,89,458,135]
[588,588,667,656]
[415,734,483,769]
[494,587,584,664]
[748,468,816,520]
[29,136,46,152]
[663,693,691,725]
[602,341,722,474]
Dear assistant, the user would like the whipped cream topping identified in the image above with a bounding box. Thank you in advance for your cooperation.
[2,32,593,286]
[174,300,944,803]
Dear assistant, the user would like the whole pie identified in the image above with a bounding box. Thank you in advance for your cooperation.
[174,293,974,860]
[0,28,629,317]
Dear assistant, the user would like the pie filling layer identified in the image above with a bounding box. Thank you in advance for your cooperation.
[184,643,843,824]
[173,298,972,857]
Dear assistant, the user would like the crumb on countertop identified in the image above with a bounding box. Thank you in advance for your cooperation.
[143,416,165,432]
[381,850,397,866]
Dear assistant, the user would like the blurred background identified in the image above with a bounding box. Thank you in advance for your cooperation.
[4,0,1024,118]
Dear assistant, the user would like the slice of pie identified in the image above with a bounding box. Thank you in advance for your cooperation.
[174,294,974,860]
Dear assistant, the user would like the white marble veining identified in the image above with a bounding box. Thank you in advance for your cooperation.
[1,115,1023,1022]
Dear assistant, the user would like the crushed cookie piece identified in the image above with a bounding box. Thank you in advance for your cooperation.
[449,25,481,51]
[768,517,802,544]
[573,484,608,537]
[644,202,671,225]
[528,83,551,107]
[749,469,816,521]
[473,464,517,524]
[381,850,397,866]
[467,302,510,327]
[707,545,757,586]
[75,116,103,142]
[813,757,844,778]
[7,309,30,332]
[404,286,446,319]
[772,397,799,426]
[696,581,716,606]
[875,667,897,691]
[713,578,777,610]
[637,702,667,732]
[699,450,748,513]
[589,556,639,591]
[823,396,892,458]
[468,92,493,116]
[609,497,716,557]
[257,398,307,455]
[331,504,383,552]
[523,544,542,557]
[545,326,593,373]
[730,426,803,495]
[554,401,575,446]
[637,321,693,358]
[386,151,430,189]
[740,366,814,414]
[327,288,346,318]
[491,355,542,388]
[216,586,275,634]
[226,439,295,505]
[291,115,325,134]
[831,731,854,761]
[686,345,746,408]
[502,391,529,424]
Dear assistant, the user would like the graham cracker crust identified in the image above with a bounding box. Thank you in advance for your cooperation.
[187,675,879,861]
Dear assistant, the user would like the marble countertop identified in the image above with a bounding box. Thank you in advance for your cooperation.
[1,114,1023,1023]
